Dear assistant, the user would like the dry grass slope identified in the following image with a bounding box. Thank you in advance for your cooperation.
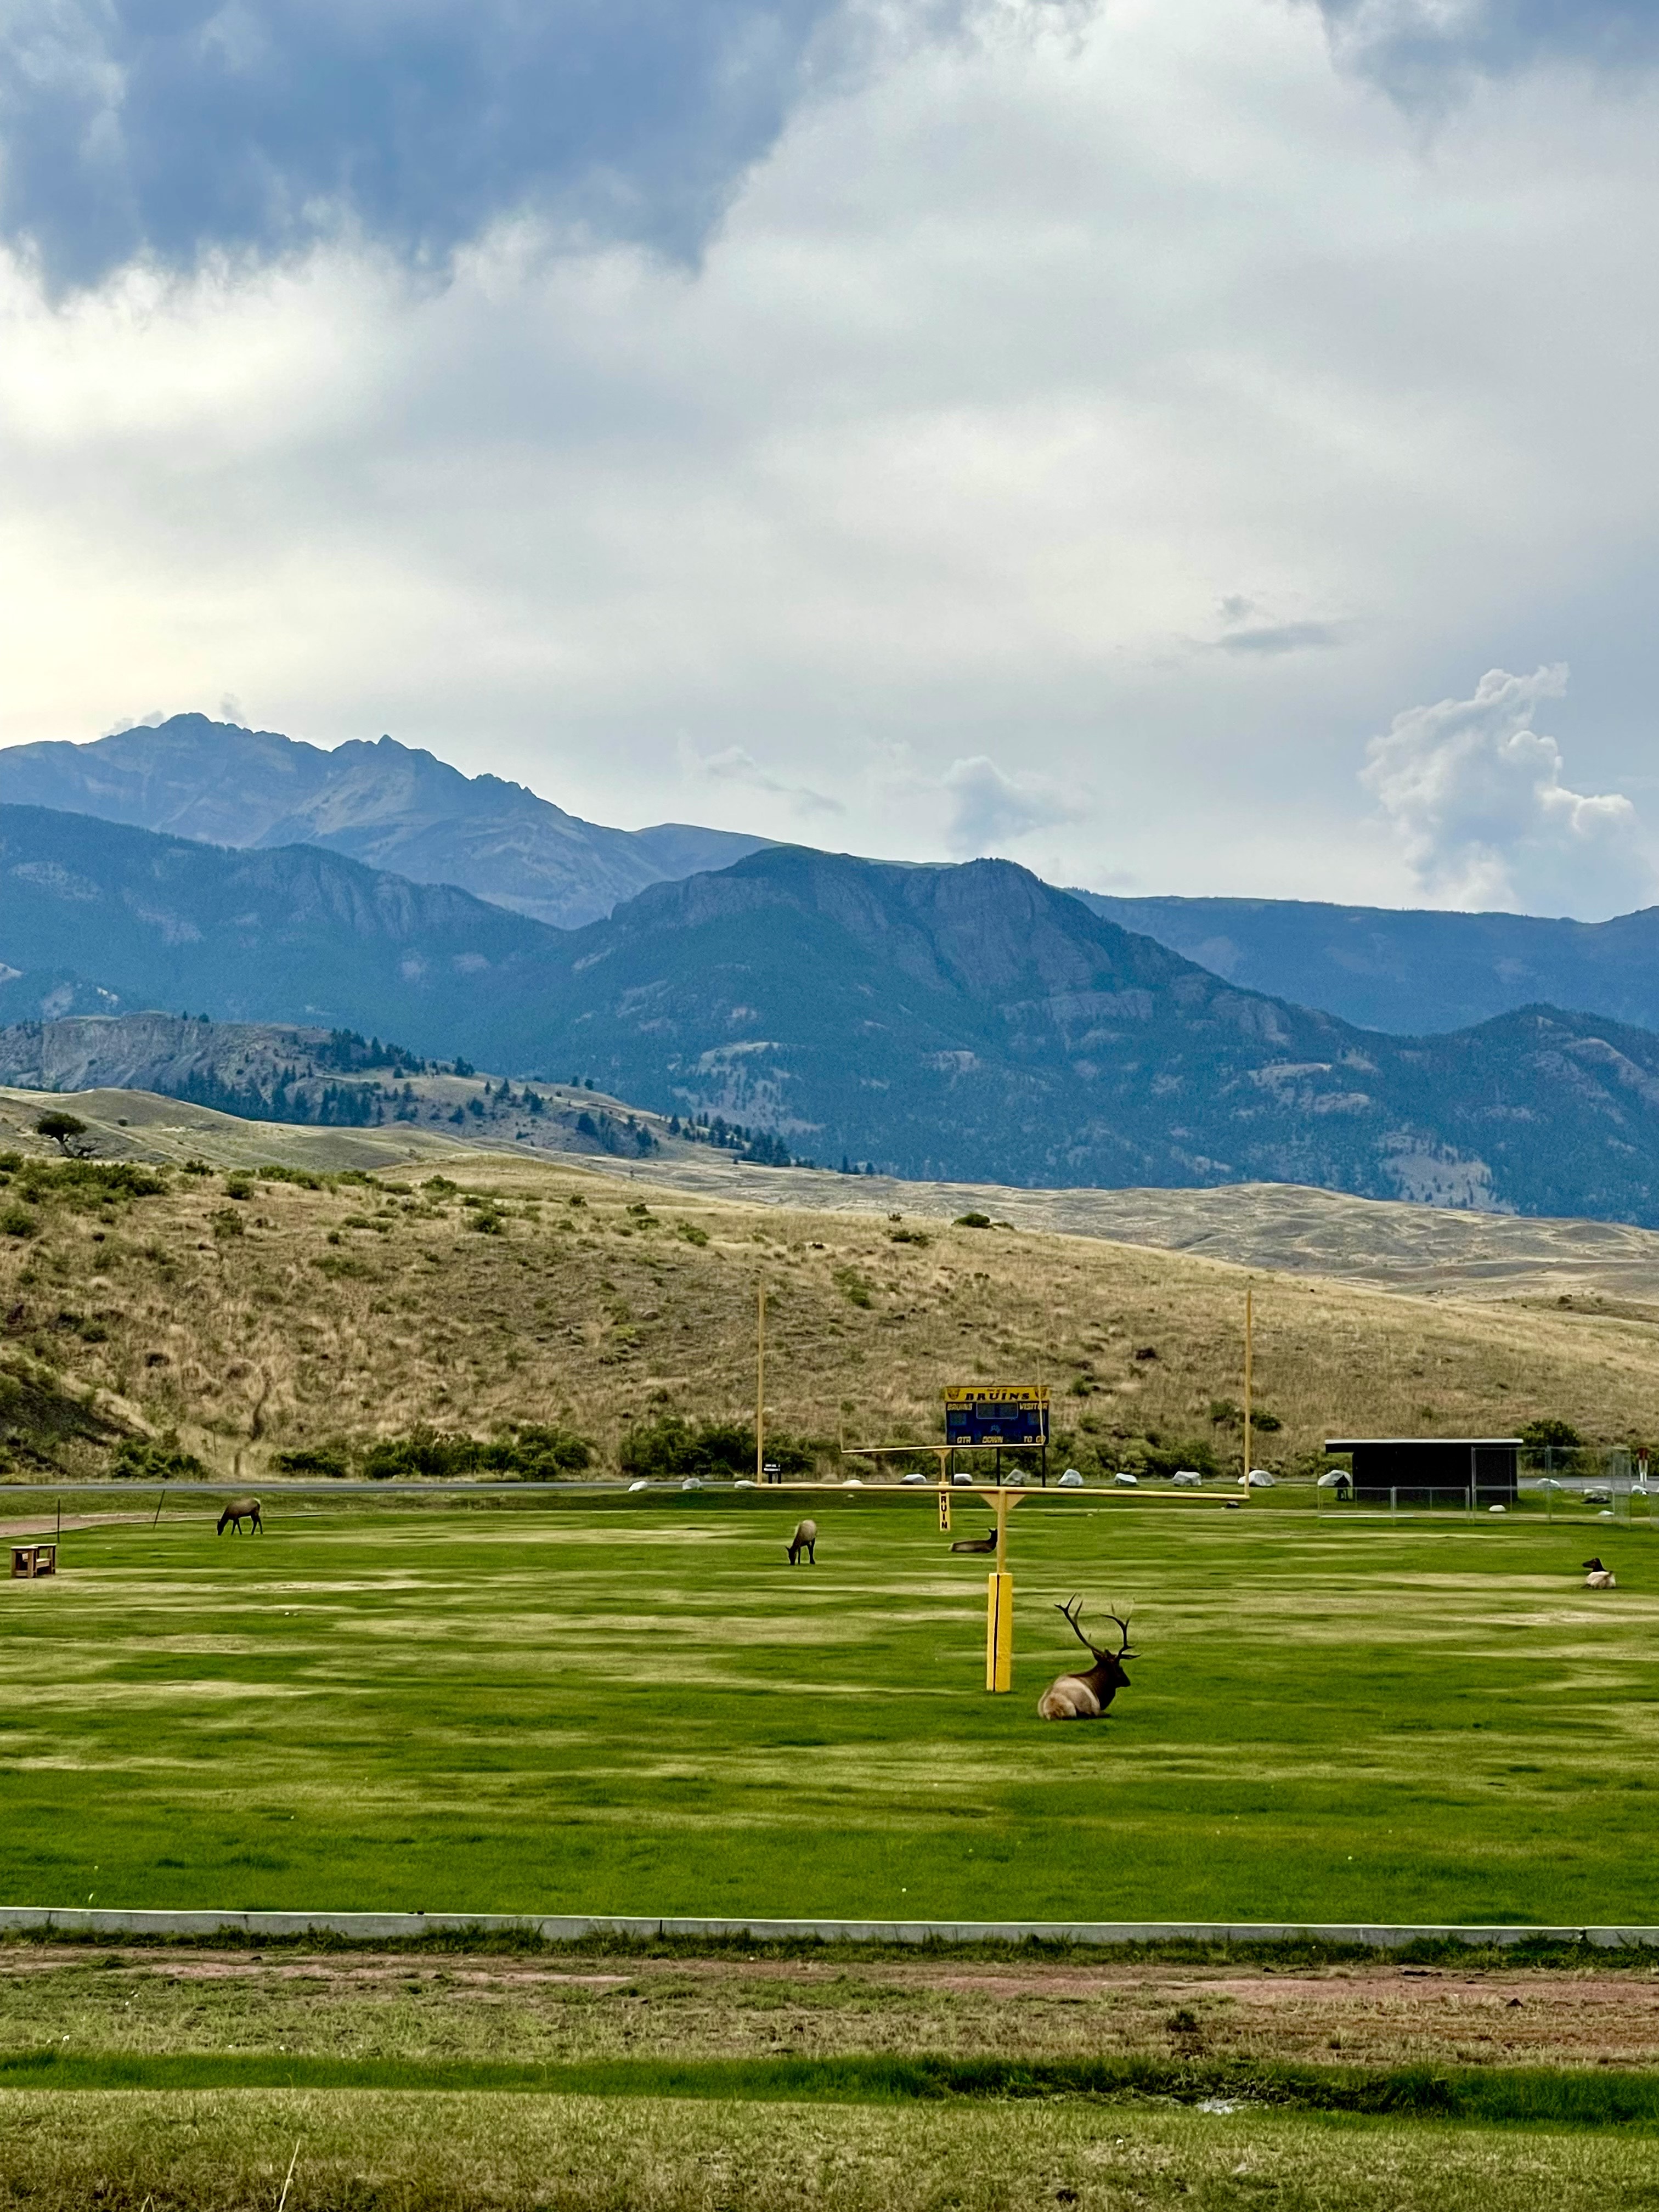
[5,1121,1659,1477]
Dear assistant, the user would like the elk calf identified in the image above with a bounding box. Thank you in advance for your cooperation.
[787,1519,817,1565]
[1583,1556,1617,1589]
[217,1496,262,1536]
[1038,1598,1133,1720]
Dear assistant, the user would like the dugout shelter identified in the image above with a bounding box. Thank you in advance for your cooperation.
[1324,1436,1521,1508]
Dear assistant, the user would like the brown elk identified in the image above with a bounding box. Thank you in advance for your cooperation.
[217,1496,263,1536]
[1037,1598,1134,1720]
[1583,1556,1617,1589]
[787,1519,817,1564]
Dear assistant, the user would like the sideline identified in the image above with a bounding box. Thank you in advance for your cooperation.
[2,1908,1656,1950]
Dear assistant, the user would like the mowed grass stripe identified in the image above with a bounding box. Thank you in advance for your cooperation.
[5,1503,1657,1924]
[7,2049,1659,2126]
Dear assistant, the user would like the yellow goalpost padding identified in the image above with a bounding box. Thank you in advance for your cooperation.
[986,1571,1013,1692]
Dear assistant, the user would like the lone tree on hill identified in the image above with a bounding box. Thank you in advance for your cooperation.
[35,1110,92,1158]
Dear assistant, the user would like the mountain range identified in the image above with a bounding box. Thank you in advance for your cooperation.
[1076,892,1659,1036]
[0,715,769,929]
[7,715,1659,1035]
[10,799,1659,1221]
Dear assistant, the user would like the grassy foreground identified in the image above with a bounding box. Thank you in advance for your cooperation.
[7,1938,1659,2211]
[5,2086,1659,2211]
[2,1497,1654,1925]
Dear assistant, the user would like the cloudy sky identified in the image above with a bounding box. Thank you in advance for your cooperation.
[2,0,1657,917]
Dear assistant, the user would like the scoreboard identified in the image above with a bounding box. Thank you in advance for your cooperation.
[943,1384,1049,1449]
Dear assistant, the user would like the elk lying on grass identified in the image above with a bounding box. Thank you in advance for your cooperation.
[217,1496,262,1536]
[1037,1598,1134,1720]
[787,1519,817,1564]
[949,1531,998,1554]
[1583,1556,1617,1588]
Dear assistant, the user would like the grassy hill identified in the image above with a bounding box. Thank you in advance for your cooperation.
[3,1091,1657,1483]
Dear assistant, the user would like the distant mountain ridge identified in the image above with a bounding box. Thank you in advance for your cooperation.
[523,847,1659,1220]
[12,800,1659,1221]
[0,714,770,928]
[0,803,560,1046]
[15,713,1659,1040]
[1075,891,1659,1035]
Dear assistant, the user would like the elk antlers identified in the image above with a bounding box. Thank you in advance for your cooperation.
[1054,1596,1133,1657]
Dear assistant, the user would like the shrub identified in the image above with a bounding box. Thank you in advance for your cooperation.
[273,1443,352,1478]
[1,1205,38,1240]
[833,1267,873,1308]
[478,1424,593,1479]
[110,1430,208,1481]
[676,1221,709,1247]
[210,1207,245,1240]
[359,1424,595,1482]
[1135,1436,1222,1480]
[1519,1417,1582,1448]
[362,1426,478,1481]
[888,1227,930,1246]
[953,1212,991,1229]
[13,1160,166,1208]
[619,1415,812,1482]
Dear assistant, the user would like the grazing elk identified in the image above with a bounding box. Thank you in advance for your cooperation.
[787,1519,817,1565]
[1583,1556,1617,1589]
[217,1496,263,1536]
[1037,1598,1135,1721]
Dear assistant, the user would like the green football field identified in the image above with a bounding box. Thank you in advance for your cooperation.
[2,1491,1654,1925]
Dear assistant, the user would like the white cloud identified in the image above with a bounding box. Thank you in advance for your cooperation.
[1361,665,1656,917]
[679,738,844,816]
[3,1,1659,911]
[941,754,1084,857]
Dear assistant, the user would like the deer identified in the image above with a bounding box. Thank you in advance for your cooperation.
[1037,1598,1135,1720]
[1583,1556,1617,1589]
[787,1518,817,1564]
[217,1496,263,1536]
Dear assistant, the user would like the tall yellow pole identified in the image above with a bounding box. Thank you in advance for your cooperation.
[755,1280,766,1482]
[1243,1285,1254,1487]
[985,1489,1014,1692]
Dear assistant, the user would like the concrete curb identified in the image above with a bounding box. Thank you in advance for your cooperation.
[2,1909,1656,1950]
